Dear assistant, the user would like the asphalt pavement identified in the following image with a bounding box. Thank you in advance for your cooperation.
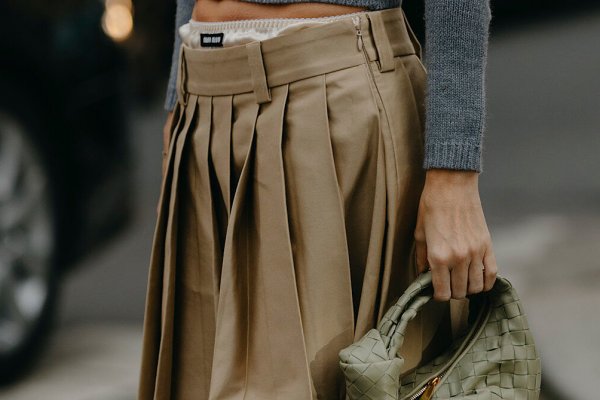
[1,8,599,400]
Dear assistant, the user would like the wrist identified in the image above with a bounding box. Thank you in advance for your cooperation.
[425,168,479,185]
[423,169,480,198]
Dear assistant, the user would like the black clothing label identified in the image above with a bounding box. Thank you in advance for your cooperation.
[200,33,224,47]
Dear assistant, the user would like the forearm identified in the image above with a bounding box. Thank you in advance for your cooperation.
[423,0,492,172]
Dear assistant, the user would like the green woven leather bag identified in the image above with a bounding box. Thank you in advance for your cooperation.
[338,271,541,400]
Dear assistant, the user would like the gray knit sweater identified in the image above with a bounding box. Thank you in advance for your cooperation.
[164,0,491,172]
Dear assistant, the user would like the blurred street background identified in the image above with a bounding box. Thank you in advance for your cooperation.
[0,0,598,399]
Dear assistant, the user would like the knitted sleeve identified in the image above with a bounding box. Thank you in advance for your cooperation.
[423,0,492,172]
[164,0,195,111]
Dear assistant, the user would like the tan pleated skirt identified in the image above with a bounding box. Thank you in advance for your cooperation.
[139,7,467,400]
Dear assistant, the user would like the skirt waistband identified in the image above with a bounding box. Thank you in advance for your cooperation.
[184,10,371,33]
[179,11,371,49]
[176,6,422,105]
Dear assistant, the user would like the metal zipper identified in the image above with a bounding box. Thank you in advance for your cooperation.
[352,15,364,52]
[408,373,445,400]
[405,298,493,400]
[352,14,380,93]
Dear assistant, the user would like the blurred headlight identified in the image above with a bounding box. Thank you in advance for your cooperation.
[102,0,133,42]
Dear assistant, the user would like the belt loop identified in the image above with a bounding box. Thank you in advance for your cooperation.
[246,41,272,104]
[366,11,395,72]
[176,45,188,106]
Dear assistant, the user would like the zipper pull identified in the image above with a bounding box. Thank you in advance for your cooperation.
[352,15,363,51]
[420,376,441,400]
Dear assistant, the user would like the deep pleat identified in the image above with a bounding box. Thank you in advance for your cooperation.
[320,65,386,344]
[138,97,183,400]
[170,95,218,399]
[208,92,260,399]
[137,95,199,399]
[160,97,200,397]
[211,95,233,220]
[352,112,388,340]
[228,83,315,399]
[283,74,359,399]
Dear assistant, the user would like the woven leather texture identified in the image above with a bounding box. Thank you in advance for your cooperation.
[338,272,541,400]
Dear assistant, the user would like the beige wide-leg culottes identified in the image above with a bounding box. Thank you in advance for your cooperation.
[138,6,468,400]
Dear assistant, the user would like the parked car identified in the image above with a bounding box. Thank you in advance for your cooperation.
[0,0,132,383]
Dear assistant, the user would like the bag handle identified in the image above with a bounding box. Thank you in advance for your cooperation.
[377,271,435,359]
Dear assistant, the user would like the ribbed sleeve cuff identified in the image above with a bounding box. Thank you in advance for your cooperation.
[423,141,482,172]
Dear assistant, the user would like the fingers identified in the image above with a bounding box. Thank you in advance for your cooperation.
[428,246,491,301]
[467,259,485,295]
[430,264,451,302]
[415,239,428,274]
[450,261,468,299]
[430,258,469,301]
[483,245,498,291]
[428,245,469,301]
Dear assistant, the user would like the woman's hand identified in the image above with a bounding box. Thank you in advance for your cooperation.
[414,169,497,301]
[157,111,175,215]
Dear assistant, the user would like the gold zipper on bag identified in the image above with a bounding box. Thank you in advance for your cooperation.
[419,375,444,400]
[405,297,492,400]
[411,375,442,400]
